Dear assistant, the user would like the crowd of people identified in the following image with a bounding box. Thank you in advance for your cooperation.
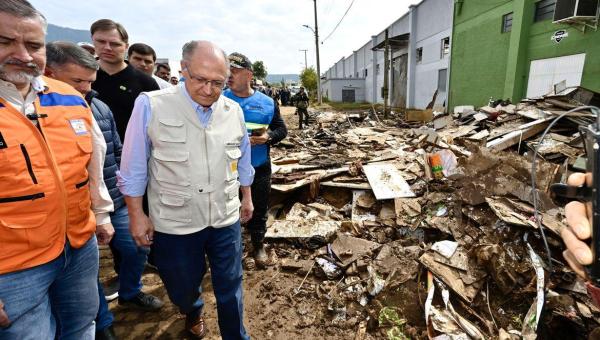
[2,0,597,340]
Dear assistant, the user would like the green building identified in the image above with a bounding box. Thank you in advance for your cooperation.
[448,0,600,110]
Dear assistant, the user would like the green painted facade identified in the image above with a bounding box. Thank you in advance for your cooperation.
[448,0,600,109]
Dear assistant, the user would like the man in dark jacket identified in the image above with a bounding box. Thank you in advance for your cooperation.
[45,41,163,340]
[292,87,310,129]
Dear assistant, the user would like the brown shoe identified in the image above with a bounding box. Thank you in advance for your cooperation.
[185,314,206,339]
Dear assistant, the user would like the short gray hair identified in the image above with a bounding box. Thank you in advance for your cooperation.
[0,0,48,33]
[46,41,99,71]
[181,40,230,76]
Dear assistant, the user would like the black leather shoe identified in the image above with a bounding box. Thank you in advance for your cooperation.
[96,325,118,340]
[118,292,164,311]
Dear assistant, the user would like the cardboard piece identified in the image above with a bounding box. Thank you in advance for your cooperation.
[406,109,433,122]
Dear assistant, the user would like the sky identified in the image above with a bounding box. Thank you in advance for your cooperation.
[31,0,420,75]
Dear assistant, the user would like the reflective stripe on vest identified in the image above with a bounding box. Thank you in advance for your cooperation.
[223,90,274,167]
[0,76,95,274]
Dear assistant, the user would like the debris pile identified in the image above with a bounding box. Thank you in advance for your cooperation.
[253,87,600,339]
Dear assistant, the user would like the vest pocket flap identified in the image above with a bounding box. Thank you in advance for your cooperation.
[77,140,93,153]
[225,148,242,159]
[159,192,189,207]
[0,212,48,229]
[158,119,186,143]
[153,150,189,162]
[225,181,240,199]
[159,119,184,127]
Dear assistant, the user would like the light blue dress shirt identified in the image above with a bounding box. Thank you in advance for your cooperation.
[117,84,254,197]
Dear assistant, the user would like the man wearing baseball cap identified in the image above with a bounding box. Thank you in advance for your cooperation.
[224,52,287,265]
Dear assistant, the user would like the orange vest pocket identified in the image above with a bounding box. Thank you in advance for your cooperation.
[0,212,50,260]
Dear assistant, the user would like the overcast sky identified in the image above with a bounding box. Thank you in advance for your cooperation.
[31,0,420,75]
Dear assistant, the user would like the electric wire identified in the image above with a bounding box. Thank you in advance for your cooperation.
[322,0,355,43]
[531,105,600,269]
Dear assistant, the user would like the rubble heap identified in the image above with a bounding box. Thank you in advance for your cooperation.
[252,87,600,339]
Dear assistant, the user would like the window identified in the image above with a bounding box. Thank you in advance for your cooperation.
[376,64,381,75]
[535,0,556,22]
[438,69,448,92]
[364,69,368,77]
[416,47,423,63]
[502,12,513,33]
[440,38,450,59]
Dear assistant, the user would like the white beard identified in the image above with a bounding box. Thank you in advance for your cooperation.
[0,63,42,85]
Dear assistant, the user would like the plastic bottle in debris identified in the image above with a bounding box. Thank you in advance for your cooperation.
[429,153,444,179]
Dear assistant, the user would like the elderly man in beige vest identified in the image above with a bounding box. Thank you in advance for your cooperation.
[118,40,254,339]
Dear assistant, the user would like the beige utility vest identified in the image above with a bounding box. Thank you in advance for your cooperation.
[146,86,245,234]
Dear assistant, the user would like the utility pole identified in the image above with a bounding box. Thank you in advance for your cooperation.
[383,29,390,118]
[299,49,308,69]
[313,0,322,105]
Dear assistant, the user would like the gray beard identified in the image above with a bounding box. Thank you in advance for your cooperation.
[0,64,41,85]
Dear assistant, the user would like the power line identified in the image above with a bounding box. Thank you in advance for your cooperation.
[322,0,355,43]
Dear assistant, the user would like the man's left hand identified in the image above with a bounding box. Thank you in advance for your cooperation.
[240,197,254,224]
[250,132,269,146]
[96,222,115,245]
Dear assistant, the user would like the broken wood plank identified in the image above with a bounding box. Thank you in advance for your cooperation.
[486,197,537,228]
[331,233,381,267]
[419,252,484,303]
[321,181,371,190]
[486,118,553,151]
[271,167,348,192]
[265,220,340,239]
[466,129,489,141]
[362,163,415,200]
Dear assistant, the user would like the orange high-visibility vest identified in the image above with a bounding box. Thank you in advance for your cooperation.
[0,76,96,274]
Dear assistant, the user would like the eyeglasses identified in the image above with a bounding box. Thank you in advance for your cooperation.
[184,64,225,90]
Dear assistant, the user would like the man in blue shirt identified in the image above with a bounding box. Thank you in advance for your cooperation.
[224,52,288,265]
[118,41,254,339]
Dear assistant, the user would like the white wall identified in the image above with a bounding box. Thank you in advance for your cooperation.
[414,28,451,108]
[344,56,354,78]
[322,78,366,102]
[412,0,453,109]
[321,0,453,108]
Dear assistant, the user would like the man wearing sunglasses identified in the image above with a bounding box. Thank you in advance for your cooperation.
[118,40,254,339]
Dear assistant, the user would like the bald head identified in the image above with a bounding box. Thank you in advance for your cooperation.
[182,40,229,77]
[180,40,230,107]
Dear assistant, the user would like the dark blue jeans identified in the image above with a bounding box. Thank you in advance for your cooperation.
[0,236,99,340]
[96,205,149,331]
[152,221,249,340]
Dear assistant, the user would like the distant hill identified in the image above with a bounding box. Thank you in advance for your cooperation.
[47,23,90,43]
[265,74,299,85]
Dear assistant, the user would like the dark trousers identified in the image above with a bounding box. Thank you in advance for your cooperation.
[297,108,309,129]
[152,221,249,340]
[247,163,271,247]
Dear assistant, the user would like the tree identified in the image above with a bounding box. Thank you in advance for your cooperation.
[299,67,317,95]
[252,60,267,80]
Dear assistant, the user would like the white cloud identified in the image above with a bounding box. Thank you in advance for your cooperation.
[31,0,419,74]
